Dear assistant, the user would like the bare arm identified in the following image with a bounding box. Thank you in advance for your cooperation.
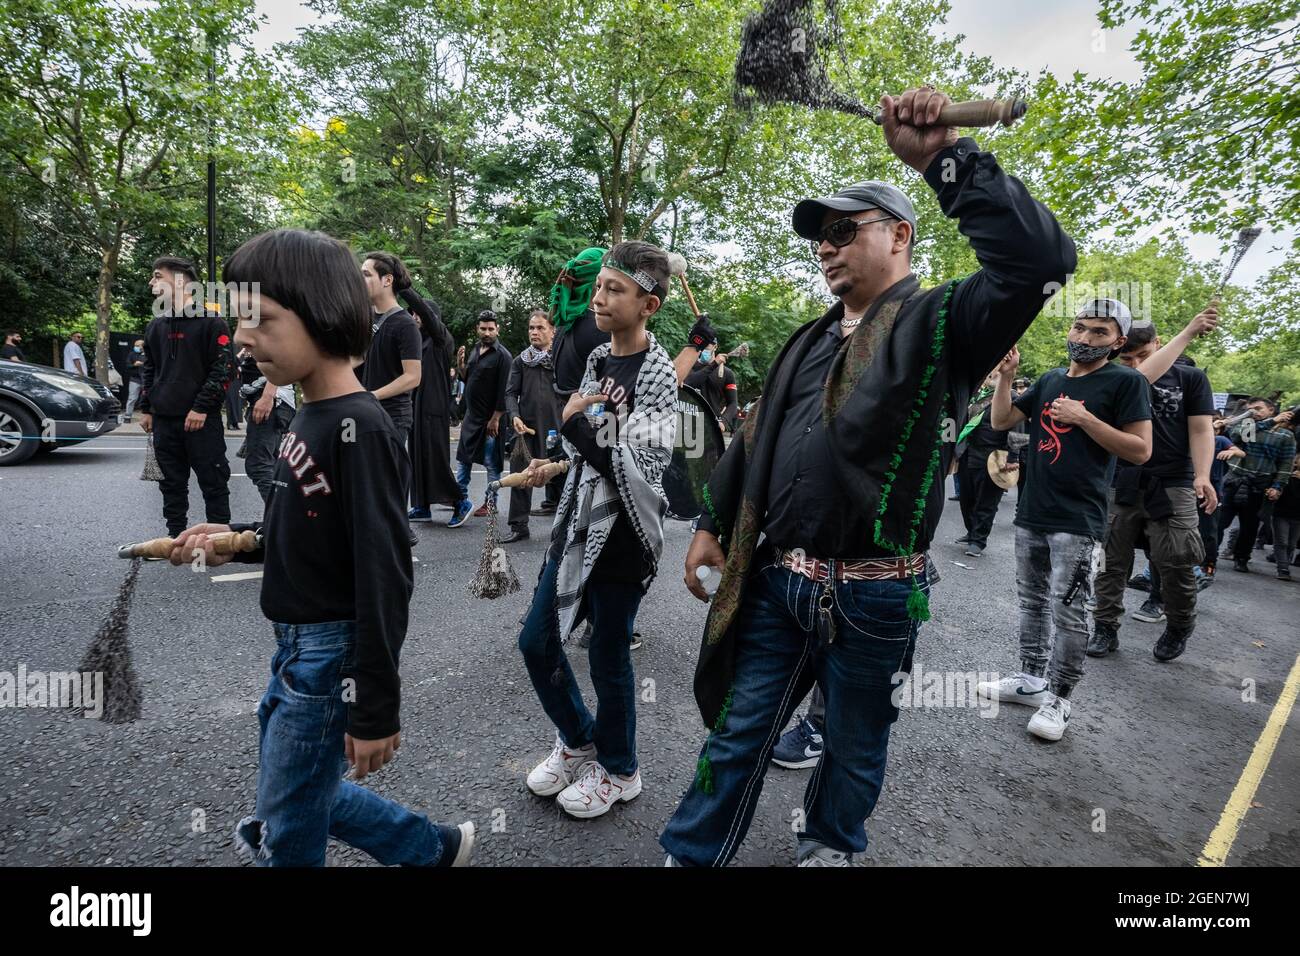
[989,347,1025,429]
[370,359,422,401]
[1135,306,1218,384]
[1188,414,1218,513]
[1082,415,1151,464]
[673,345,702,386]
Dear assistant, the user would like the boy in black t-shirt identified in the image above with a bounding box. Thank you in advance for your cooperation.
[166,229,472,866]
[978,300,1152,742]
[1090,308,1219,662]
[514,241,677,820]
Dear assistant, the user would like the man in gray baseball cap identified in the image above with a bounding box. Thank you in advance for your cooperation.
[792,180,918,248]
[661,86,1077,868]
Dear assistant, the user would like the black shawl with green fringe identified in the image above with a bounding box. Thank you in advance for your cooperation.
[691,140,1078,732]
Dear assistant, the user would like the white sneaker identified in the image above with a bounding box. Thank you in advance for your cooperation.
[525,734,597,797]
[797,845,850,867]
[556,760,642,819]
[1027,696,1071,741]
[976,672,1050,707]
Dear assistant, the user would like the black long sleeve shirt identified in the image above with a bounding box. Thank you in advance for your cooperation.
[683,362,739,427]
[230,391,413,740]
[138,311,234,416]
[698,137,1076,557]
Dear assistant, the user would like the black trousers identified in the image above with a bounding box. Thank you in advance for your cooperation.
[244,401,293,504]
[152,413,231,536]
[507,429,563,532]
[958,453,1005,547]
[1217,478,1266,563]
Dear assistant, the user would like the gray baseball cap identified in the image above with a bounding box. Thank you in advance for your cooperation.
[1075,298,1133,336]
[793,181,918,240]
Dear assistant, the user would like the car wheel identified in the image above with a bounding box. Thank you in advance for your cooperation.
[0,401,40,466]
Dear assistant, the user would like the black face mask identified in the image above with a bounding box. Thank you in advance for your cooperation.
[1066,340,1114,364]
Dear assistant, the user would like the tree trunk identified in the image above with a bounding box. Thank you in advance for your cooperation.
[94,237,121,383]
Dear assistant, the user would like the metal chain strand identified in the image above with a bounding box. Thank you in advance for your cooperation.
[79,558,144,723]
[468,499,521,599]
[733,0,875,119]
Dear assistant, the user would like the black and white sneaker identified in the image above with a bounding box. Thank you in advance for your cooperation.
[1027,696,1071,741]
[771,715,824,769]
[976,672,1050,707]
[1131,599,1165,623]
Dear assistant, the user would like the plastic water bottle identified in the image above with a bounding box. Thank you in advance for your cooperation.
[546,429,559,453]
[696,565,722,599]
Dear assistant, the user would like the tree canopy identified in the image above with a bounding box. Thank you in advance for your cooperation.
[0,0,1293,400]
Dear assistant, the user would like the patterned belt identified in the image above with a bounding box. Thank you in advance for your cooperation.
[778,549,925,582]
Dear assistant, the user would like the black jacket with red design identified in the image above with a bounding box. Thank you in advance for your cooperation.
[138,310,234,416]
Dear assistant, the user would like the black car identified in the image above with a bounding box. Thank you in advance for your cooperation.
[0,360,122,465]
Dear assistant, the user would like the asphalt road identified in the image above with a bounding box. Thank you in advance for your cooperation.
[1,434,1297,866]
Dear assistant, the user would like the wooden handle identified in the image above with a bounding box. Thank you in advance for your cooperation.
[677,275,702,317]
[875,97,1027,128]
[118,530,259,559]
[490,459,570,491]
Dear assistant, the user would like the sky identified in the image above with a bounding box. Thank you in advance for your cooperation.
[249,0,1289,287]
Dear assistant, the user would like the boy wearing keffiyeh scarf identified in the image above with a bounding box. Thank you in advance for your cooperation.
[515,241,677,820]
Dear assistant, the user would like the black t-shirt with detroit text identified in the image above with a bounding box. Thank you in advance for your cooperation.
[1012,362,1152,539]
[231,391,413,739]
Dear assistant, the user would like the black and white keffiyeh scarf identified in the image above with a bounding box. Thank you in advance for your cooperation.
[519,345,553,368]
[550,330,676,641]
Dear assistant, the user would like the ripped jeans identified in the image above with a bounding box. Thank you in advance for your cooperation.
[1015,526,1101,698]
[235,621,454,867]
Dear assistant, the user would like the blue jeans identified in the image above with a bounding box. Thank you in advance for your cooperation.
[659,560,924,866]
[456,435,501,504]
[234,621,453,867]
[517,558,642,776]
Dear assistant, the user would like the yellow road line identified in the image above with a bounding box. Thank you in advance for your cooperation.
[1198,651,1300,866]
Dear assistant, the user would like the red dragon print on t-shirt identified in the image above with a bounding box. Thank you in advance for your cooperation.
[1037,393,1081,465]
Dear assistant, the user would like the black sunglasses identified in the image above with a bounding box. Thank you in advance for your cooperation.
[810,214,897,256]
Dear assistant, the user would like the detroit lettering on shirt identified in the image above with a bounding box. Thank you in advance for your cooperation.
[237,391,413,740]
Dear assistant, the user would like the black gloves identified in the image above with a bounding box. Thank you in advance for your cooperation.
[688,313,717,351]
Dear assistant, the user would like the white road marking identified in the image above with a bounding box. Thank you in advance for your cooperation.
[211,571,263,582]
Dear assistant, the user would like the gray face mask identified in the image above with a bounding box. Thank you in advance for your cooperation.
[1067,340,1114,364]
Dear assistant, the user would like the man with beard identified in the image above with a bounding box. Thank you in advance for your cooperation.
[449,311,512,527]
[502,309,564,542]
[400,290,461,521]
[979,300,1152,741]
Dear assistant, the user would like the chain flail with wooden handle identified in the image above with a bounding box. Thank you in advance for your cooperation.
[871,97,1027,128]
[117,530,260,560]
[489,458,571,491]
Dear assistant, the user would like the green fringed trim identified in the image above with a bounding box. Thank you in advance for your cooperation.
[873,280,958,566]
[906,574,931,622]
[695,754,714,795]
[701,483,727,542]
[694,687,734,795]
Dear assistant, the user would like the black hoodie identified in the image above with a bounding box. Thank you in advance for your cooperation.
[139,311,234,416]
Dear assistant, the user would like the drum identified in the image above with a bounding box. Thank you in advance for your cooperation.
[664,385,725,520]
